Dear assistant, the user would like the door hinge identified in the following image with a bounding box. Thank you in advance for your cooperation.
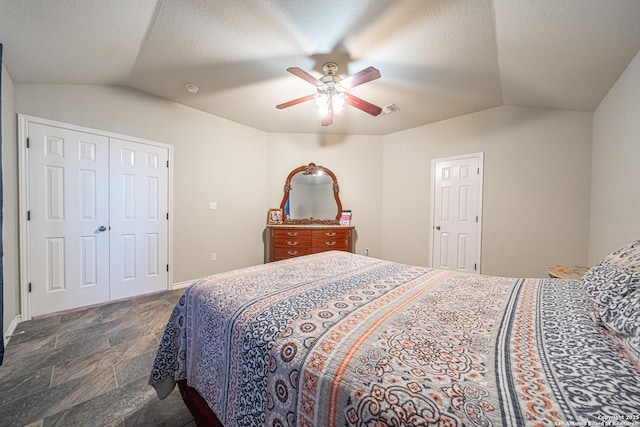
[474,263,477,271]
[28,282,32,292]
[166,160,169,168]
[477,167,479,174]
[166,264,169,272]
[26,137,30,148]
[166,213,169,220]
[476,216,478,223]
[27,210,31,221]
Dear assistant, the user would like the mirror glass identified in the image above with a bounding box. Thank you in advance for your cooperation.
[280,163,342,224]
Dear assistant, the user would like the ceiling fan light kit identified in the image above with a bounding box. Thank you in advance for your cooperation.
[315,85,346,115]
[276,62,383,126]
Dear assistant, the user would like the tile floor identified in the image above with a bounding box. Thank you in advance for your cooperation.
[0,289,194,427]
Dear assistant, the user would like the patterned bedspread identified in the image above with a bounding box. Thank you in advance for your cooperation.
[149,251,640,426]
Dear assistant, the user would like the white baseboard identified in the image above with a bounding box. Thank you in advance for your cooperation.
[171,280,196,290]
[4,315,22,348]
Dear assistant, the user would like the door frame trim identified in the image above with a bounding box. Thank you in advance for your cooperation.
[429,152,484,273]
[17,114,174,320]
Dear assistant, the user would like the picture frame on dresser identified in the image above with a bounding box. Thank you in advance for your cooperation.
[267,208,283,225]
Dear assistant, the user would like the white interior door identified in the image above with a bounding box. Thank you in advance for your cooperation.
[430,153,483,273]
[27,123,111,316]
[109,138,169,300]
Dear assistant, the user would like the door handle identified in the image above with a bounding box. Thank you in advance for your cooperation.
[99,225,108,232]
[435,226,441,230]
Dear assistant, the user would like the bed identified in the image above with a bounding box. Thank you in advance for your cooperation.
[149,243,640,426]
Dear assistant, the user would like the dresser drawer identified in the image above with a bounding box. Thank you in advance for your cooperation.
[273,229,312,239]
[312,239,350,252]
[311,229,351,239]
[272,247,313,260]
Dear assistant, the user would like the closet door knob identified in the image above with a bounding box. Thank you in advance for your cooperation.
[99,225,108,232]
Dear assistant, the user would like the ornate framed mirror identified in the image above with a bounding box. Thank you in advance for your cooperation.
[279,163,343,224]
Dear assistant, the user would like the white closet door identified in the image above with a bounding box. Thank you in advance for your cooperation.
[27,123,111,316]
[109,138,169,300]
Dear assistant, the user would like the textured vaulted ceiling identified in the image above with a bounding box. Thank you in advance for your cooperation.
[1,0,639,135]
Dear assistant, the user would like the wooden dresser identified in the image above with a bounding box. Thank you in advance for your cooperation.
[266,225,355,262]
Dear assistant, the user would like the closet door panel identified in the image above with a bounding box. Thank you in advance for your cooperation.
[27,122,110,316]
[109,138,169,300]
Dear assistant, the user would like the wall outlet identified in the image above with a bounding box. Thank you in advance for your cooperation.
[209,202,217,210]
[210,252,217,261]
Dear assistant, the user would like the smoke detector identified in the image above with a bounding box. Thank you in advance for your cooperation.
[185,83,199,94]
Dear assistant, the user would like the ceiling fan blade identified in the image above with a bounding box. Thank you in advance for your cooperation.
[287,67,323,86]
[322,103,334,126]
[345,94,383,116]
[340,66,381,89]
[276,94,315,110]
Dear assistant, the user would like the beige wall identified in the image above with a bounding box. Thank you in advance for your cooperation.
[4,85,596,330]
[5,55,637,328]
[2,62,19,335]
[14,84,269,284]
[382,106,593,278]
[267,133,384,257]
[590,49,640,263]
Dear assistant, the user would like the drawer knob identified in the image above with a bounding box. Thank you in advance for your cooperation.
[287,232,299,237]
[287,241,299,246]
[325,241,336,246]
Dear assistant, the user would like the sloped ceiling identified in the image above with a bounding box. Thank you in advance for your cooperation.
[1,0,639,135]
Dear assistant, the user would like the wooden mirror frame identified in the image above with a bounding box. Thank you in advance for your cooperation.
[279,163,343,225]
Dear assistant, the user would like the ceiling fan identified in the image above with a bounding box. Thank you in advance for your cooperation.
[276,62,383,126]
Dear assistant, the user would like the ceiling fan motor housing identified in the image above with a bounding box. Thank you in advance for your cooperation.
[322,62,339,76]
